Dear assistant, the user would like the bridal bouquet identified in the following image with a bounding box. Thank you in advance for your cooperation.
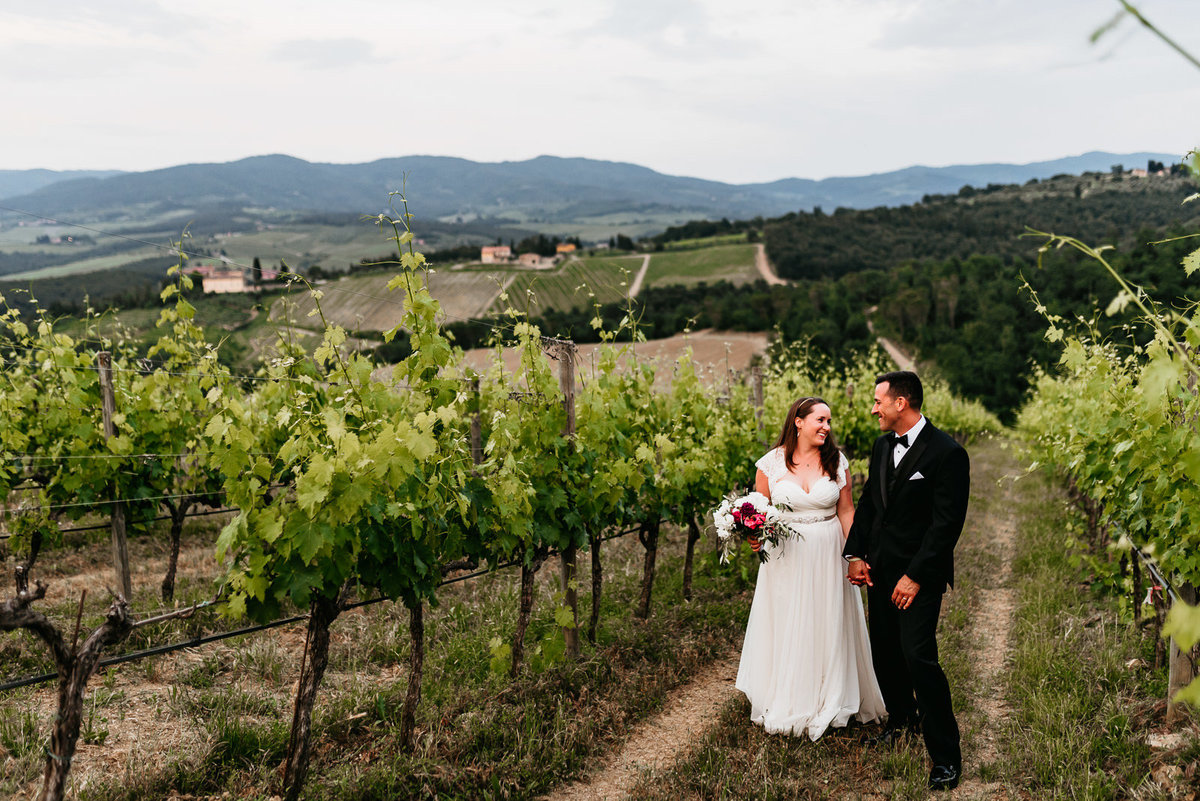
[713,491,789,564]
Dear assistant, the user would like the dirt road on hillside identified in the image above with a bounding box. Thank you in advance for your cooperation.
[626,255,652,298]
[755,243,786,286]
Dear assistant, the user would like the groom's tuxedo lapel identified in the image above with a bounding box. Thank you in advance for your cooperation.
[874,436,891,508]
[889,426,931,494]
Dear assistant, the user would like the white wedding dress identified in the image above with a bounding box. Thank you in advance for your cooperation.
[735,447,886,739]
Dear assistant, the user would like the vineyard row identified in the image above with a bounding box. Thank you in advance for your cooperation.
[0,222,1001,801]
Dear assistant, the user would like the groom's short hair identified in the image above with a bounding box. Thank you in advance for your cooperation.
[876,370,923,410]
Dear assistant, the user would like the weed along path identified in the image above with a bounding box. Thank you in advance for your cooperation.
[543,652,742,801]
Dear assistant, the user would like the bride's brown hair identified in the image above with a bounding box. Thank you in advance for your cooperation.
[773,396,841,481]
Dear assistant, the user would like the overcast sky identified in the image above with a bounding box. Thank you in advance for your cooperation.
[2,0,1196,183]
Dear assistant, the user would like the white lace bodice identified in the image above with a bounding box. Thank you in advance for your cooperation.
[755,447,848,515]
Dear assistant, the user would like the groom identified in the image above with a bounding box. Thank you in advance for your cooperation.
[843,371,970,792]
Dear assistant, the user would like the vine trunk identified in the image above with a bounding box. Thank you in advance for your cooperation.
[400,600,424,749]
[588,533,602,644]
[283,594,341,801]
[682,516,701,601]
[511,552,546,676]
[636,519,660,619]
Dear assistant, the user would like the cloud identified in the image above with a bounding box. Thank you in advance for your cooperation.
[871,0,1084,50]
[0,0,203,36]
[584,0,752,59]
[270,37,385,70]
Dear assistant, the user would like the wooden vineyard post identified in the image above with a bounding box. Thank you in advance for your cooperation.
[1168,582,1199,725]
[470,376,483,466]
[557,341,580,659]
[97,352,132,600]
[1131,547,1142,627]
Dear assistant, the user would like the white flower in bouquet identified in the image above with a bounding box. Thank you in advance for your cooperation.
[711,490,792,564]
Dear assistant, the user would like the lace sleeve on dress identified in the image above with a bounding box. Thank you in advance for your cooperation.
[755,448,783,482]
[836,451,850,490]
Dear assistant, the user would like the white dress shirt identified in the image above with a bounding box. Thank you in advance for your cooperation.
[893,415,926,467]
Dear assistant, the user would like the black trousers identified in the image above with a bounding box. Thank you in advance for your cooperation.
[866,580,961,768]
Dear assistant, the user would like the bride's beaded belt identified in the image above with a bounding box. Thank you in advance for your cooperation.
[777,511,837,525]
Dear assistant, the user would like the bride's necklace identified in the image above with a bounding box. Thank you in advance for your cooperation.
[791,451,820,471]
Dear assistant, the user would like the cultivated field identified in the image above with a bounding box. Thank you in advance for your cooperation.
[642,244,758,289]
[498,255,644,314]
[206,223,401,273]
[1,248,162,281]
[269,269,509,331]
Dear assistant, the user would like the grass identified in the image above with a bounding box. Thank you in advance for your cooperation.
[998,465,1170,797]
[643,244,759,290]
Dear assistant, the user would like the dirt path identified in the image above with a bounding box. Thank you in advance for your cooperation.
[626,255,652,299]
[542,653,741,801]
[754,243,786,286]
[877,336,914,371]
[952,441,1018,799]
[864,308,915,370]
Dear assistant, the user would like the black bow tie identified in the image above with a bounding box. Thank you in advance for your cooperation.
[892,433,909,448]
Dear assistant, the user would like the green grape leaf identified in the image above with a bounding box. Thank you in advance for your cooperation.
[1164,601,1200,650]
[554,604,576,628]
[296,456,334,511]
[1184,247,1200,276]
[1173,676,1200,709]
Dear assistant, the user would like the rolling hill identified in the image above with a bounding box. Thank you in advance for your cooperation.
[0,151,1180,227]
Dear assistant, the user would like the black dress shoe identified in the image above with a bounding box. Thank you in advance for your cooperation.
[928,764,961,791]
[865,721,919,747]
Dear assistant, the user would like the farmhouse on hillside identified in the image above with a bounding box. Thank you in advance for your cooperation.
[480,245,512,263]
[199,270,246,294]
[184,262,281,294]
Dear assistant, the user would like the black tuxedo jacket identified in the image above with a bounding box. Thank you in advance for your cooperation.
[842,420,969,592]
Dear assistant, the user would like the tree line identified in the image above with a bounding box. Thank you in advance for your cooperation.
[763,172,1199,281]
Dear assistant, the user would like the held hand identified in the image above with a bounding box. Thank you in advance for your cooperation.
[891,575,921,609]
[748,536,761,553]
[847,559,872,587]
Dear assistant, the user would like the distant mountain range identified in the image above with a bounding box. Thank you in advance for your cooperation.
[0,151,1180,226]
[0,169,126,200]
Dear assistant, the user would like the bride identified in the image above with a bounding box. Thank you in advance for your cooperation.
[735,396,886,739]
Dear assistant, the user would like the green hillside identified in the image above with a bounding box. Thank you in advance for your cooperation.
[764,170,1198,280]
